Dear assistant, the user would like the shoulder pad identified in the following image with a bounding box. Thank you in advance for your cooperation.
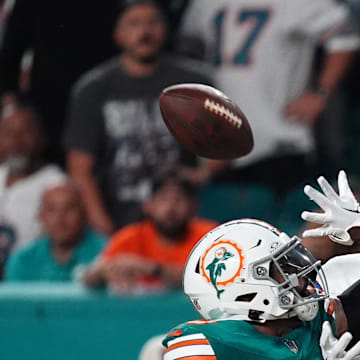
[163,324,217,360]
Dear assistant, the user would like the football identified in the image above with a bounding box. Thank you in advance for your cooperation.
[159,83,254,160]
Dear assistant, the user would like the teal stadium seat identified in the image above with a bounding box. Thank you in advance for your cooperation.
[197,183,276,224]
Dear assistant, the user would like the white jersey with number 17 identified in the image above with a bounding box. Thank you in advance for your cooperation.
[181,0,360,165]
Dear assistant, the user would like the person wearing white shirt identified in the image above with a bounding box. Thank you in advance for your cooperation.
[0,101,65,251]
[180,0,360,193]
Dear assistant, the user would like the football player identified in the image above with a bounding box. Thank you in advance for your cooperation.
[162,215,360,359]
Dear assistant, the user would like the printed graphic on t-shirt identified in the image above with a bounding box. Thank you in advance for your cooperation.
[103,99,180,202]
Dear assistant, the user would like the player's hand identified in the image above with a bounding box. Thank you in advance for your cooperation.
[301,170,360,246]
[284,91,327,125]
[320,321,360,359]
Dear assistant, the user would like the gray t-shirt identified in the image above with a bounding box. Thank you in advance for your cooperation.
[64,56,212,228]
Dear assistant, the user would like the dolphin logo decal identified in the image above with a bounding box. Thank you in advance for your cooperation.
[206,247,234,298]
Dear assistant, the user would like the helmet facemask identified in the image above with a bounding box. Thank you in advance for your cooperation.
[252,235,329,321]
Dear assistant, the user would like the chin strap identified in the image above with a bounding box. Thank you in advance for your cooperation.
[222,299,319,323]
[290,301,319,322]
[221,305,296,323]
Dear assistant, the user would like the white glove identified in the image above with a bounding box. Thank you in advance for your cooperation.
[301,170,360,246]
[320,321,360,360]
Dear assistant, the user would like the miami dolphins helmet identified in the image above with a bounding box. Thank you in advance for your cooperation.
[183,219,328,323]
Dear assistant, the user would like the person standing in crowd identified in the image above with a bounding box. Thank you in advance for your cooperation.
[180,0,359,194]
[64,0,225,235]
[83,174,217,292]
[5,180,106,282]
[0,0,120,164]
[0,101,65,251]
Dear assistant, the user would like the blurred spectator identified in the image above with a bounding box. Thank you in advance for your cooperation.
[0,101,65,250]
[0,225,15,279]
[158,0,190,47]
[346,0,360,32]
[180,0,359,194]
[64,0,224,234]
[0,0,11,47]
[0,0,120,164]
[4,180,106,282]
[83,174,217,293]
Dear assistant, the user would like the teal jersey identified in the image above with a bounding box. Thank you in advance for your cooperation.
[163,305,334,360]
[5,227,106,282]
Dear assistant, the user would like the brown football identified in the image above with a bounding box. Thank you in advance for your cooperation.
[159,83,254,160]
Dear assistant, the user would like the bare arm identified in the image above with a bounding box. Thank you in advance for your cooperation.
[179,159,229,186]
[158,264,183,288]
[67,150,115,235]
[83,255,183,290]
[318,51,355,94]
[285,51,355,125]
[82,259,107,288]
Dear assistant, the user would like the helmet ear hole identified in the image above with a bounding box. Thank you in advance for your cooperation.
[195,259,200,274]
[235,293,257,302]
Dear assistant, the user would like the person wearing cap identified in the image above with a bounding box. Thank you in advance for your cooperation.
[4,180,106,282]
[83,173,217,293]
[64,0,225,236]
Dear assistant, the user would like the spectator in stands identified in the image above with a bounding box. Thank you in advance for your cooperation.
[0,0,120,164]
[180,0,359,194]
[0,225,15,280]
[83,173,217,293]
[0,101,65,251]
[5,180,106,282]
[64,0,225,235]
[158,0,190,48]
[0,0,9,47]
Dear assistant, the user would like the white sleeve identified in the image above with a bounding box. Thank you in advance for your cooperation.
[325,24,360,52]
[284,0,354,39]
[321,253,360,296]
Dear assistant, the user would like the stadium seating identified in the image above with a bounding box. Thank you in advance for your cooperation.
[197,183,277,224]
[0,284,197,360]
[275,185,317,236]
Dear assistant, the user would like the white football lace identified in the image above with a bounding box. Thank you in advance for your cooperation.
[204,98,243,129]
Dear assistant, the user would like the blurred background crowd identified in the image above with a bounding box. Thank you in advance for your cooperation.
[1,0,360,358]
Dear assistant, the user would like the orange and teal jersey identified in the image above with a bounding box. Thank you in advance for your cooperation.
[163,305,334,360]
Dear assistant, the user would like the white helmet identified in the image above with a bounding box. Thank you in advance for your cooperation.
[184,219,328,323]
